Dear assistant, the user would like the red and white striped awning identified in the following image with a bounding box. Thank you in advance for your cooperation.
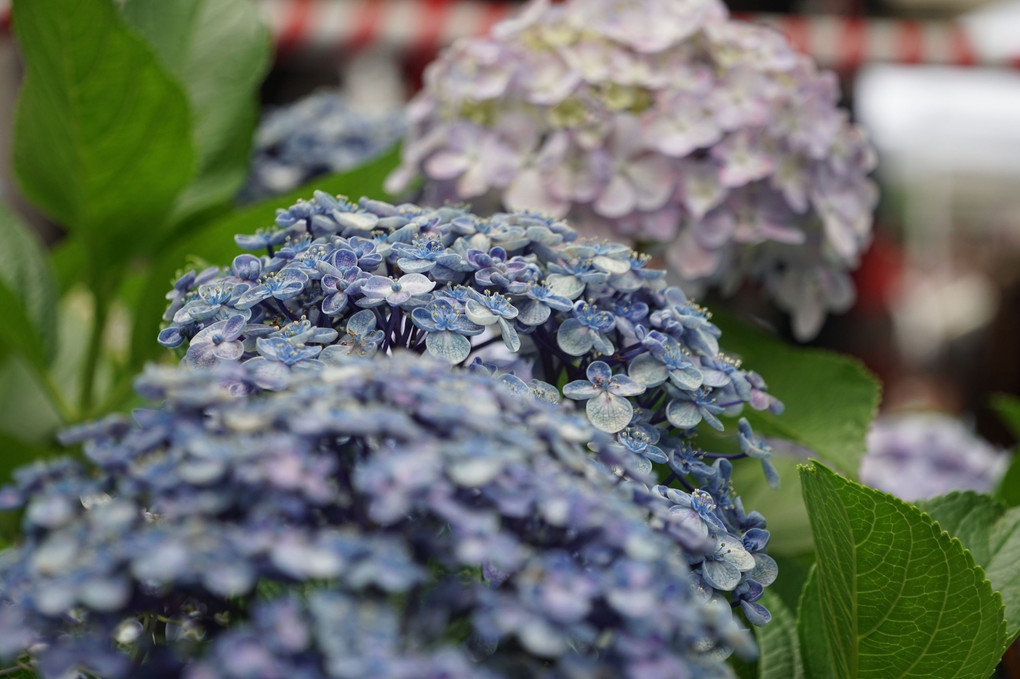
[1,0,1017,70]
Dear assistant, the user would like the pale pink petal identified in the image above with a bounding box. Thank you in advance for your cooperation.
[639,206,681,241]
[669,229,723,279]
[680,160,727,220]
[609,114,644,158]
[693,211,735,249]
[627,154,676,211]
[425,150,471,180]
[457,162,490,199]
[594,174,637,218]
[505,167,570,218]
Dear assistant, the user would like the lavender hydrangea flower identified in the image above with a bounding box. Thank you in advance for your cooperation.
[157,194,781,445]
[0,355,767,678]
[388,0,878,340]
[563,360,645,432]
[860,412,1008,502]
[153,195,782,617]
[240,90,404,201]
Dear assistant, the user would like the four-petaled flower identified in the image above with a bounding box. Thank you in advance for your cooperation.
[518,284,573,327]
[557,301,616,356]
[359,273,437,307]
[563,361,645,433]
[321,310,386,360]
[236,269,309,309]
[319,261,368,316]
[184,315,246,368]
[411,299,485,363]
[664,488,727,540]
[666,386,725,431]
[464,290,521,351]
[246,337,324,389]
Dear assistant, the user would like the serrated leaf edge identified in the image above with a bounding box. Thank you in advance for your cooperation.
[800,462,1008,678]
[915,492,1016,651]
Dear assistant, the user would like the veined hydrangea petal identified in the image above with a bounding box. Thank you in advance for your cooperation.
[586,393,634,433]
[425,331,472,364]
[628,353,669,387]
[556,319,594,356]
[666,400,702,429]
[702,559,741,591]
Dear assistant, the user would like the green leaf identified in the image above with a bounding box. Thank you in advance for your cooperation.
[731,455,814,557]
[994,452,1020,509]
[12,0,195,265]
[0,204,57,368]
[756,590,804,679]
[800,462,1005,679]
[712,312,881,476]
[0,355,63,447]
[768,552,815,614]
[991,393,1020,443]
[797,565,836,679]
[122,0,271,223]
[127,146,403,370]
[0,426,63,487]
[730,653,758,679]
[917,491,1020,643]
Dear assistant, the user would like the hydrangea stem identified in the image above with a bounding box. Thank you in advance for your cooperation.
[78,285,110,417]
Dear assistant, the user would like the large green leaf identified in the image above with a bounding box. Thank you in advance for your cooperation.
[712,313,881,476]
[732,455,814,556]
[128,146,403,369]
[122,0,271,223]
[800,463,1005,679]
[918,491,1020,643]
[0,425,63,487]
[756,590,804,679]
[12,0,195,265]
[0,355,63,448]
[995,453,1020,509]
[0,204,57,368]
[991,393,1020,442]
[797,565,836,679]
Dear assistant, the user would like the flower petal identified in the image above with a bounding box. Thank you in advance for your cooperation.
[628,353,668,387]
[556,319,594,357]
[398,273,438,296]
[586,393,634,433]
[425,331,472,364]
[563,380,600,400]
[666,400,702,429]
[585,360,613,383]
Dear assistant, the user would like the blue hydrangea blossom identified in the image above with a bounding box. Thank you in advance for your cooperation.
[1,356,769,678]
[240,90,405,201]
[154,194,782,611]
[860,412,1008,502]
[387,0,878,340]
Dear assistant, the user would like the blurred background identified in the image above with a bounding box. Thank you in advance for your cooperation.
[0,0,1018,441]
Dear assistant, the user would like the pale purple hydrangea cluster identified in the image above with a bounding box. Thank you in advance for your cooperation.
[860,413,1008,502]
[0,355,773,678]
[240,90,404,201]
[387,0,878,339]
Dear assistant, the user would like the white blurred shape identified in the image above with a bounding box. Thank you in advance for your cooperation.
[856,64,1020,176]
[962,0,1020,63]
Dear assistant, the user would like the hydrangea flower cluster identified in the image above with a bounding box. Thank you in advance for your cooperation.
[386,0,879,339]
[860,412,1008,502]
[158,194,780,471]
[0,355,775,678]
[154,193,782,622]
[240,90,404,201]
